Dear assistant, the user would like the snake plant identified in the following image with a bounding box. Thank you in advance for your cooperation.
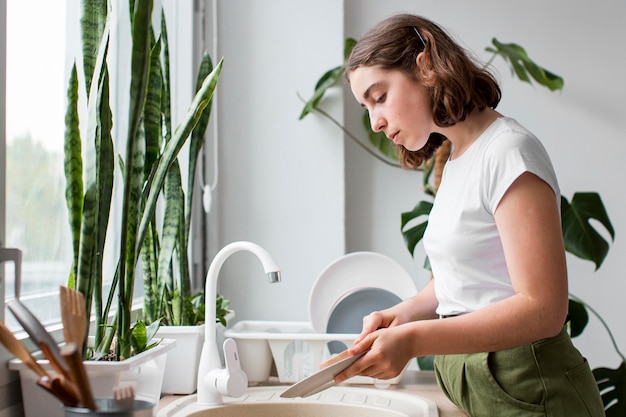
[63,0,223,360]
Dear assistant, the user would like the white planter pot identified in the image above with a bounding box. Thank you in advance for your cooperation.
[156,325,205,394]
[9,339,175,417]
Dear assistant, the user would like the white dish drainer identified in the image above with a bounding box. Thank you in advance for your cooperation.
[224,320,405,386]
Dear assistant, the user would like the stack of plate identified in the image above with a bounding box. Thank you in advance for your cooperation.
[308,252,417,352]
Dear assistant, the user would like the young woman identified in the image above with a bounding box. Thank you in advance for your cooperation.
[336,13,605,417]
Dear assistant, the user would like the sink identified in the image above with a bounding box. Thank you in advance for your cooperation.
[157,386,438,417]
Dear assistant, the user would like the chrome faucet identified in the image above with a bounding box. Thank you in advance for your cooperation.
[197,241,281,405]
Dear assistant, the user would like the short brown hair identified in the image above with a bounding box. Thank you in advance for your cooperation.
[346,14,501,169]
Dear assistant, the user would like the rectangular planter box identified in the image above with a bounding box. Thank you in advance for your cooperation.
[9,339,175,417]
[156,325,205,394]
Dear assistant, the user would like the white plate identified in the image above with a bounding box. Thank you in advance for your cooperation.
[326,287,402,354]
[308,252,417,333]
[280,351,367,398]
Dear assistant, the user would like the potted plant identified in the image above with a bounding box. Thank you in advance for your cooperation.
[9,0,223,413]
[299,37,620,409]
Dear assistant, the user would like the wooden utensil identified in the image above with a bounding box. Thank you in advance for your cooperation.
[37,375,81,407]
[39,340,73,382]
[59,286,87,351]
[0,322,79,406]
[0,321,48,377]
[61,342,96,410]
[7,299,69,376]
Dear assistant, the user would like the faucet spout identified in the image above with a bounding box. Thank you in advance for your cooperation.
[197,241,281,405]
[267,271,281,283]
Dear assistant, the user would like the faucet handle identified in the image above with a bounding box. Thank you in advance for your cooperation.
[208,338,248,399]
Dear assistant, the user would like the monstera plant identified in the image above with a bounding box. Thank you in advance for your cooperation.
[300,37,621,415]
[64,0,223,360]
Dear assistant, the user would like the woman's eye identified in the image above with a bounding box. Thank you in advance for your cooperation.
[375,94,386,104]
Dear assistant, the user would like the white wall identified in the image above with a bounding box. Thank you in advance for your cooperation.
[212,0,626,369]
[212,0,346,322]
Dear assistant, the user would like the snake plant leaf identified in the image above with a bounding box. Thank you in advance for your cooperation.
[144,34,163,179]
[136,58,224,260]
[567,298,589,338]
[64,64,83,282]
[486,38,564,92]
[160,9,172,143]
[117,0,153,359]
[76,27,111,315]
[92,66,114,348]
[593,361,626,416]
[157,161,183,307]
[187,51,214,229]
[401,200,433,257]
[362,112,398,160]
[561,192,615,270]
[140,222,159,324]
[80,0,107,95]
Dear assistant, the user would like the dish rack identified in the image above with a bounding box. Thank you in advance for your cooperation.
[223,320,404,386]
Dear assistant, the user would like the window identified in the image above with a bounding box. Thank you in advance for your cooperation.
[2,1,199,331]
[3,1,70,329]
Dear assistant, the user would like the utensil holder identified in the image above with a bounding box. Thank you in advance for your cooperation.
[62,398,155,417]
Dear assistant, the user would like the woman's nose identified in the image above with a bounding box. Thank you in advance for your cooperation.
[369,112,386,132]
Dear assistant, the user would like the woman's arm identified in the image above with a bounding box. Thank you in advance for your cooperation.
[353,278,439,345]
[339,172,569,381]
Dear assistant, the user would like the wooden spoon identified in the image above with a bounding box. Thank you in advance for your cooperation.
[59,286,88,352]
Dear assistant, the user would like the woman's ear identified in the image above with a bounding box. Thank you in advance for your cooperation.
[416,51,426,68]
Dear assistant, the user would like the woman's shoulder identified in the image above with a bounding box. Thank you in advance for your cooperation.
[482,117,547,158]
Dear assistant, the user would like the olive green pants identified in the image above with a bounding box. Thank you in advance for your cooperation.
[434,328,605,417]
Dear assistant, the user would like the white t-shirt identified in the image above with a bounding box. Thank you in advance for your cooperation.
[423,117,560,315]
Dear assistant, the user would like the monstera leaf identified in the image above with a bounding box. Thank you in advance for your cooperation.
[299,38,356,120]
[485,38,564,91]
[594,361,626,416]
[562,192,615,270]
[567,298,589,338]
[401,201,433,258]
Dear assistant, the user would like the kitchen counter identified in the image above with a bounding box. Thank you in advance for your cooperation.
[158,370,467,417]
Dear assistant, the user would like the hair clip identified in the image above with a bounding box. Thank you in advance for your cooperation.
[413,27,426,48]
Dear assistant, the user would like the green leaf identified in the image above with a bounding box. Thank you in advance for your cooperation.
[561,193,615,270]
[400,201,433,257]
[80,0,107,95]
[343,38,357,60]
[299,65,344,120]
[144,34,163,179]
[157,162,182,305]
[568,298,589,338]
[486,38,564,92]
[130,320,148,353]
[63,64,83,285]
[135,58,224,262]
[593,361,626,416]
[417,356,434,371]
[187,52,214,218]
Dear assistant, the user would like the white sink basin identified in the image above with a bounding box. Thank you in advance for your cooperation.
[157,386,438,417]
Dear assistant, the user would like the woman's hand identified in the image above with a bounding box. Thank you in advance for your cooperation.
[338,324,417,382]
[352,309,396,345]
